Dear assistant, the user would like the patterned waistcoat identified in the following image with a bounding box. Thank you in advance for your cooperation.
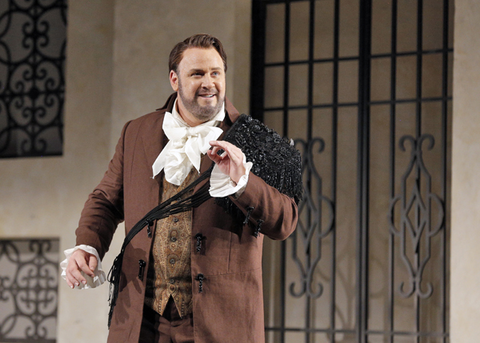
[144,167,200,317]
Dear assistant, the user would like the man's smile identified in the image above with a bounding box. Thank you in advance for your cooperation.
[197,92,217,99]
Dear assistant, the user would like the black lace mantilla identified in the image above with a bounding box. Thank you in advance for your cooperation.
[215,114,303,220]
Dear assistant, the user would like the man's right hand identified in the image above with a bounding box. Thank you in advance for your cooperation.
[65,249,98,288]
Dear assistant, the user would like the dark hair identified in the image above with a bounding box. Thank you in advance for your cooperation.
[169,33,227,73]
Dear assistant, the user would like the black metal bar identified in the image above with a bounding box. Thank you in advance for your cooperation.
[263,47,453,68]
[283,3,291,342]
[264,103,361,111]
[262,96,453,112]
[415,0,424,341]
[307,0,315,142]
[266,326,448,337]
[307,2,315,341]
[283,1,291,137]
[368,96,453,105]
[441,0,450,341]
[357,0,372,342]
[265,56,361,67]
[416,0,423,134]
[370,48,454,59]
[280,239,287,343]
[367,330,449,337]
[250,0,267,121]
[262,0,313,3]
[330,0,340,341]
[267,327,356,334]
[389,0,398,341]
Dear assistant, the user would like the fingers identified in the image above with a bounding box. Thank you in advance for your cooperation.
[209,140,247,183]
[88,254,98,273]
[65,249,97,289]
[206,146,221,163]
[209,141,243,164]
[65,262,85,288]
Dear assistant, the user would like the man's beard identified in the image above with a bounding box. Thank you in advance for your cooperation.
[178,80,224,122]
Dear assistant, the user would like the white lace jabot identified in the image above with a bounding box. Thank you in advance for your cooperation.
[152,100,225,185]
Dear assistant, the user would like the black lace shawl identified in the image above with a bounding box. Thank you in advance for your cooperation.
[215,114,302,218]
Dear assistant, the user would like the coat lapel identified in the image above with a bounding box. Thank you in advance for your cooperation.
[142,94,177,186]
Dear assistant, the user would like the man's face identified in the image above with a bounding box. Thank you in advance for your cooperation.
[170,47,226,126]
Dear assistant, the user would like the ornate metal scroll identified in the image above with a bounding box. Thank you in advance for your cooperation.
[0,239,59,342]
[0,0,67,158]
[289,138,334,299]
[388,134,445,298]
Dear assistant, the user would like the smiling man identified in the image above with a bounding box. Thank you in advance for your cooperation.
[62,34,299,343]
[171,46,226,125]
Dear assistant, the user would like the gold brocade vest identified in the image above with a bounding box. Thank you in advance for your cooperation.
[144,167,200,317]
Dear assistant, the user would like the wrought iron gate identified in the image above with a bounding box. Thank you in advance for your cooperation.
[250,0,452,342]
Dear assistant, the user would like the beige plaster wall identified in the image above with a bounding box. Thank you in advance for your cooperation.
[451,0,480,342]
[57,1,116,342]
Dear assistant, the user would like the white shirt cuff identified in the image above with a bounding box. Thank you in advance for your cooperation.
[60,244,106,289]
[209,153,253,198]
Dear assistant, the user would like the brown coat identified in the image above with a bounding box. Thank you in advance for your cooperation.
[75,94,298,342]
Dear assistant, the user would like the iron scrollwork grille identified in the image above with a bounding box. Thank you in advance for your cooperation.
[290,137,335,301]
[251,0,452,342]
[388,134,445,300]
[0,0,67,158]
[0,239,60,342]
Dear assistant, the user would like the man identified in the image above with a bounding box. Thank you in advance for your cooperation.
[62,34,298,343]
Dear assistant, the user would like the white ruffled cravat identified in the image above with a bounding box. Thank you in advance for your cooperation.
[152,101,225,185]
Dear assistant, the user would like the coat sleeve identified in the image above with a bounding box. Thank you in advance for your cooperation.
[75,122,131,259]
[230,172,298,241]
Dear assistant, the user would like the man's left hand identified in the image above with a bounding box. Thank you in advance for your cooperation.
[208,140,246,184]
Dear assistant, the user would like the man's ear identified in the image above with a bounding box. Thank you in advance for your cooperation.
[169,70,179,92]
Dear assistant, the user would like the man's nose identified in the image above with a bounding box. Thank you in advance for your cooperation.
[202,74,214,88]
